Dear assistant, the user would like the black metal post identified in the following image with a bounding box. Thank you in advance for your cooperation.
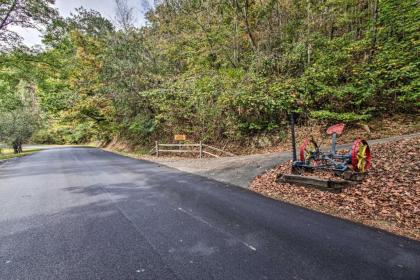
[290,112,297,162]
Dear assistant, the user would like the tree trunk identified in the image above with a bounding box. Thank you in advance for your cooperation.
[306,0,312,66]
[12,138,22,154]
[233,0,257,52]
[369,0,379,62]
[0,0,18,31]
[13,141,19,154]
[243,0,257,51]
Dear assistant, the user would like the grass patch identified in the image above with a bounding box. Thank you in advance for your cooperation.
[0,148,42,160]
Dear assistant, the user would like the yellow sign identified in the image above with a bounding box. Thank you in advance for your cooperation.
[174,134,187,141]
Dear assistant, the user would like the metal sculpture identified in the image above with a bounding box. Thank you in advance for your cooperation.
[292,123,372,175]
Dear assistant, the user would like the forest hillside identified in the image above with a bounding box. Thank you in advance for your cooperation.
[1,0,419,152]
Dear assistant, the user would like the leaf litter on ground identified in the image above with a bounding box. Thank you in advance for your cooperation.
[250,137,420,240]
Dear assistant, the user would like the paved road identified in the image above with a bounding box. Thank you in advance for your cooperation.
[0,148,419,280]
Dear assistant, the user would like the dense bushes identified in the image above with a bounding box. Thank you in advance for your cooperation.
[107,0,418,146]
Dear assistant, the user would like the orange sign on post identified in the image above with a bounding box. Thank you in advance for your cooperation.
[174,134,187,141]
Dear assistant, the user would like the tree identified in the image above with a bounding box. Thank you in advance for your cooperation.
[0,110,38,153]
[114,0,136,30]
[0,80,40,153]
[0,0,57,49]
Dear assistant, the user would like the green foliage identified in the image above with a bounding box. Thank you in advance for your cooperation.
[31,128,63,144]
[0,109,39,152]
[0,80,41,152]
[310,110,371,122]
[1,0,419,147]
[128,115,156,138]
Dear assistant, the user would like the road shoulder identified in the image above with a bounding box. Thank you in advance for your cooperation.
[103,132,420,189]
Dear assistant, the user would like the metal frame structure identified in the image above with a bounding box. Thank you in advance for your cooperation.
[291,123,372,174]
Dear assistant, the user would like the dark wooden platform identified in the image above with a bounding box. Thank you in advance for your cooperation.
[277,173,357,192]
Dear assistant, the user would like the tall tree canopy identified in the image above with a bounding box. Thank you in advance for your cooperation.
[0,0,56,151]
[0,0,57,49]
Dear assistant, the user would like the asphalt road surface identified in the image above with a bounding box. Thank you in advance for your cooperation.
[1,148,419,280]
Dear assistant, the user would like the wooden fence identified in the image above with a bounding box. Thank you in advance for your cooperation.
[149,142,235,158]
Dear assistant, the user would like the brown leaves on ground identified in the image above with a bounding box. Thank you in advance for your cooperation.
[250,136,420,240]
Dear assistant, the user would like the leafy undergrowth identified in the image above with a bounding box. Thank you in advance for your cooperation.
[103,115,419,159]
[249,114,420,155]
[250,137,420,240]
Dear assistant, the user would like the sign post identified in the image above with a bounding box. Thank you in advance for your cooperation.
[199,141,203,158]
[290,112,297,162]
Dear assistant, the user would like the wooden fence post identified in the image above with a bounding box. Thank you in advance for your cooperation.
[199,141,203,158]
[155,141,159,157]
